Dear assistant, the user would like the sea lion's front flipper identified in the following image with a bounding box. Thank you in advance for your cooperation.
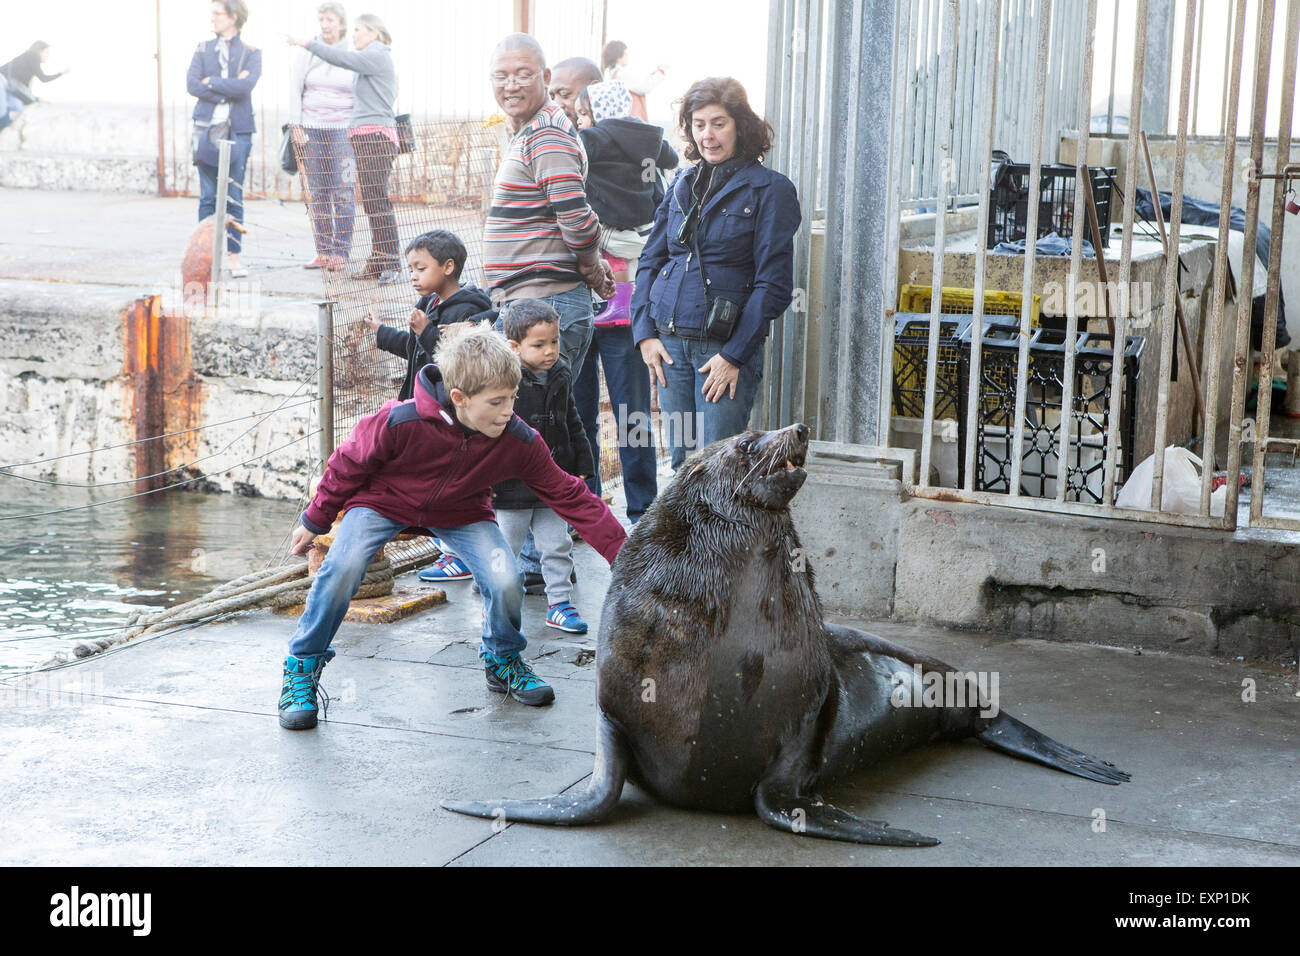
[976,713,1132,785]
[441,712,629,825]
[754,782,940,847]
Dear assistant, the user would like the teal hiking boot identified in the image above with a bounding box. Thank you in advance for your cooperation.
[481,649,555,706]
[279,651,333,730]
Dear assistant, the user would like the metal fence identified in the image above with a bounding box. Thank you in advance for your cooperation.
[758,0,1300,534]
[893,0,1300,533]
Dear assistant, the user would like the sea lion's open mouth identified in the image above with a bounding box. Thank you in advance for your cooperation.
[778,451,807,474]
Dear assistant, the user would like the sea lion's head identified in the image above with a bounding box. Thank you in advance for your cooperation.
[682,422,810,513]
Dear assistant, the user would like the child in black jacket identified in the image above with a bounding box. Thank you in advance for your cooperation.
[364,230,493,400]
[493,300,595,635]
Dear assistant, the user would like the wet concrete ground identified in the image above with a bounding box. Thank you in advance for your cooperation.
[1,535,1296,867]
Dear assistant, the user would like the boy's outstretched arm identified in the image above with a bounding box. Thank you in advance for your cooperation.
[518,440,626,563]
[299,405,400,538]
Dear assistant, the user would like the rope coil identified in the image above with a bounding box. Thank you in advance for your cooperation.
[70,556,397,659]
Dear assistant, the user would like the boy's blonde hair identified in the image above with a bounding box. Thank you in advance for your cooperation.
[434,322,521,396]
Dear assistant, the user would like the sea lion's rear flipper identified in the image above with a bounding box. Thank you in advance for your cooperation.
[976,713,1132,785]
[754,782,940,847]
[441,712,629,826]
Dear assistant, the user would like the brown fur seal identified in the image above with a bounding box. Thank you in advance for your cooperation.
[443,423,1130,845]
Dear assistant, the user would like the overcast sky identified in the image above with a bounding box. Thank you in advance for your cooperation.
[6,0,772,126]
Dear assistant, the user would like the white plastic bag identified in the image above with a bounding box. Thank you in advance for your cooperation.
[1116,445,1224,516]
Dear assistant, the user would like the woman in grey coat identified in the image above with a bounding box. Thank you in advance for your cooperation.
[290,13,399,282]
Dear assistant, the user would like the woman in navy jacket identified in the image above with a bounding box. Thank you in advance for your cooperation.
[631,77,801,470]
[187,0,261,277]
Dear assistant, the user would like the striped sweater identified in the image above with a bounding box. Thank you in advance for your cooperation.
[485,104,601,302]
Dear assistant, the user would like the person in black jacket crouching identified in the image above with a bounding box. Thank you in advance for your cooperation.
[491,300,596,636]
[364,230,493,401]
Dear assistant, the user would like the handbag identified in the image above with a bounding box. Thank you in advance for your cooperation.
[395,113,414,154]
[279,123,298,174]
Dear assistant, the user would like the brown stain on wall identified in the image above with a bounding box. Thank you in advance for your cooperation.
[123,295,204,492]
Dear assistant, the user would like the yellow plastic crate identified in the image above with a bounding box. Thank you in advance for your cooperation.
[892,285,1042,419]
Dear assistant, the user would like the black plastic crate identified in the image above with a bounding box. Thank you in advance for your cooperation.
[956,318,1144,503]
[891,312,970,419]
[987,163,1116,250]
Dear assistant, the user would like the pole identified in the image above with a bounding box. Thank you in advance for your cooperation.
[211,138,231,289]
[154,0,166,197]
[1139,130,1205,429]
[317,301,336,463]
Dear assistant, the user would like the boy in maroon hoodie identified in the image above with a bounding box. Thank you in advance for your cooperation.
[279,326,627,728]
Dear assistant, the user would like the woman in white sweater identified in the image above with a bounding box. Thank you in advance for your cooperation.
[288,2,356,271]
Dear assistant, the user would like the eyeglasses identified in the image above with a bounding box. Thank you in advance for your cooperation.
[491,70,538,87]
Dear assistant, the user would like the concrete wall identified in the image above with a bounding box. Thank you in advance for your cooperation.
[793,445,1300,664]
[0,103,159,193]
[0,280,319,500]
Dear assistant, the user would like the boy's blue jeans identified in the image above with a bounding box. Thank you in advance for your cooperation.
[288,507,526,660]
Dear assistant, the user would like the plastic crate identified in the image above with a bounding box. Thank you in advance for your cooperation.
[987,164,1116,250]
[892,285,1041,419]
[956,318,1145,502]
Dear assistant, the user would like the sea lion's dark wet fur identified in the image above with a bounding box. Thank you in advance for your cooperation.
[443,425,1130,845]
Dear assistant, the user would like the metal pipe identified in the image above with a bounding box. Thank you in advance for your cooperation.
[1248,0,1300,526]
[155,0,165,198]
[317,301,336,463]
[1105,0,1149,506]
[919,0,959,488]
[1191,0,1205,134]
[1055,0,1098,504]
[964,0,1005,492]
[1008,0,1053,496]
[1220,0,1235,137]
[1223,0,1275,526]
[1200,0,1248,517]
[211,138,231,290]
[1146,3,1200,511]
[1107,0,1120,135]
[881,0,914,442]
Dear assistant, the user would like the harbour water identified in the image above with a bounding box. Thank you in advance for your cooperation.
[0,483,302,672]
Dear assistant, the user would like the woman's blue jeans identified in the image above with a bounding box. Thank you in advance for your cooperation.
[197,131,252,255]
[657,333,763,470]
[288,507,527,660]
[573,323,658,522]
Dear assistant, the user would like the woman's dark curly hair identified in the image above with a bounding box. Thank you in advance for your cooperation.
[677,77,774,164]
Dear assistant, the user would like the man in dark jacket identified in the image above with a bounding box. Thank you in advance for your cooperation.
[365,231,494,401]
[0,41,65,133]
[187,0,261,277]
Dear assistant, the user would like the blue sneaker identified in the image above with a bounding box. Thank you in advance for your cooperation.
[419,553,472,581]
[278,650,334,730]
[482,650,555,706]
[545,602,588,634]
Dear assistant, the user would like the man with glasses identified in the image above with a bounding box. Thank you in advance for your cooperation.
[452,33,616,594]
[484,34,615,372]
